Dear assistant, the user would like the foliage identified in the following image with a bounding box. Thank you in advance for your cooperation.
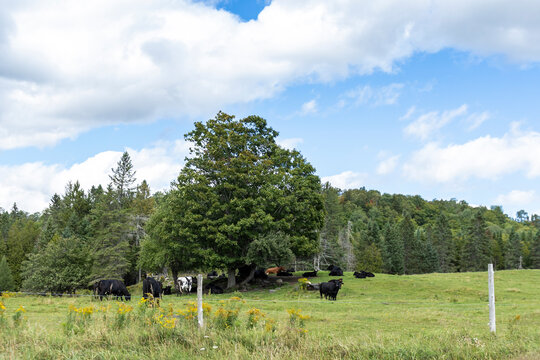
[21,235,92,294]
[0,256,15,292]
[245,232,295,268]
[160,112,325,287]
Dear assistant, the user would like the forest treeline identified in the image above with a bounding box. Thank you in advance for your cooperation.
[1,113,540,294]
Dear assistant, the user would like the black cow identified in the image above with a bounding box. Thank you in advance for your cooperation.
[143,277,162,300]
[162,286,172,295]
[207,271,218,279]
[277,271,293,276]
[320,279,343,301]
[254,268,268,280]
[327,264,336,271]
[329,267,343,276]
[354,271,375,279]
[206,284,224,294]
[302,270,318,277]
[96,279,131,301]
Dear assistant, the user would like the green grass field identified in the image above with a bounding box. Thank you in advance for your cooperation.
[1,270,539,359]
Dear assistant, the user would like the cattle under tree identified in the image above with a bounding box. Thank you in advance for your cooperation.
[176,276,194,295]
[277,271,293,276]
[95,279,131,301]
[206,283,224,294]
[319,279,343,301]
[143,277,162,301]
[329,267,343,276]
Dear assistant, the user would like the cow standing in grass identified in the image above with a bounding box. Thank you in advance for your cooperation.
[320,279,343,301]
[143,277,162,302]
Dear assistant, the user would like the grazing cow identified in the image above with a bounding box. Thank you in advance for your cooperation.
[265,266,286,275]
[320,279,344,301]
[329,267,344,276]
[177,276,194,295]
[143,277,162,300]
[254,268,268,280]
[302,270,318,277]
[96,279,131,301]
[277,271,293,276]
[206,284,224,294]
[207,271,218,279]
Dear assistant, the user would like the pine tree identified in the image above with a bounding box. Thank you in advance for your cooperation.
[505,228,522,269]
[89,185,131,282]
[432,213,454,272]
[383,223,404,274]
[109,151,137,208]
[531,231,540,269]
[461,210,491,271]
[401,213,423,274]
[0,255,15,292]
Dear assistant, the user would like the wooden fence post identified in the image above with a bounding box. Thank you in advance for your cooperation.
[197,274,204,329]
[488,263,496,334]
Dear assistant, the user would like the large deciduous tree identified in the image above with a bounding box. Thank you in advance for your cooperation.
[146,112,325,288]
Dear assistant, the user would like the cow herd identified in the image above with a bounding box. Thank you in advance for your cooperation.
[92,266,374,302]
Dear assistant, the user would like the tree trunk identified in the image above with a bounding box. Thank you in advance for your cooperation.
[227,268,236,289]
[172,269,179,294]
[239,265,256,286]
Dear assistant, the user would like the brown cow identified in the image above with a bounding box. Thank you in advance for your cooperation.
[265,266,286,275]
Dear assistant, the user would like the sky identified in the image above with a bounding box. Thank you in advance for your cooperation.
[1,0,540,219]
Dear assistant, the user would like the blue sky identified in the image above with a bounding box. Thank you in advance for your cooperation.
[1,0,540,218]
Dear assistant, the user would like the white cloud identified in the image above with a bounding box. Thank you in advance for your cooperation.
[404,104,468,140]
[466,111,490,131]
[1,0,540,148]
[300,100,317,115]
[321,171,367,189]
[403,123,540,183]
[400,106,416,121]
[346,83,404,106]
[277,137,303,150]
[377,154,401,175]
[0,140,190,213]
[495,190,535,207]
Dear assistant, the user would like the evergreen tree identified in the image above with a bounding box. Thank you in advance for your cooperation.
[89,185,131,282]
[505,228,523,269]
[0,255,15,292]
[432,213,454,272]
[109,151,137,208]
[401,213,423,274]
[460,209,491,271]
[531,231,540,269]
[383,223,404,274]
[355,243,383,272]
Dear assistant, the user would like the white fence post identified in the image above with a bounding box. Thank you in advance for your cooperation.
[488,263,496,333]
[197,274,204,329]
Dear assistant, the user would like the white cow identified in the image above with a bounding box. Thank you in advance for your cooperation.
[177,276,193,295]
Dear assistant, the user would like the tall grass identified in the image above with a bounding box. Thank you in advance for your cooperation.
[1,270,539,359]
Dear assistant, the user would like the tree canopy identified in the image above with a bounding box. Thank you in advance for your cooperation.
[142,112,325,288]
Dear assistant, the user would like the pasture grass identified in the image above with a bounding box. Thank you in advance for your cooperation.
[1,270,539,359]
